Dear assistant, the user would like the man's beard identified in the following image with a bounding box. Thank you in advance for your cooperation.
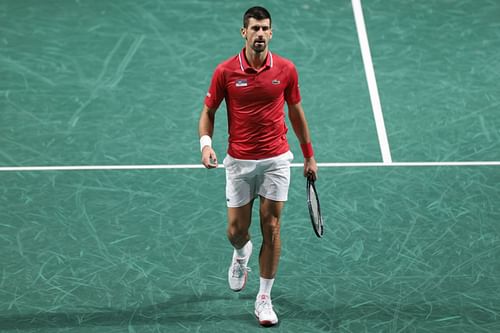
[251,40,266,53]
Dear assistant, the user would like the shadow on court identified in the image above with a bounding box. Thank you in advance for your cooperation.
[1,292,498,331]
[277,297,500,332]
[0,293,254,330]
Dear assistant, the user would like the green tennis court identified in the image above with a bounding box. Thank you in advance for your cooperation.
[1,0,499,332]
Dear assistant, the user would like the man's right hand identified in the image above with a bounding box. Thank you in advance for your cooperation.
[201,146,218,169]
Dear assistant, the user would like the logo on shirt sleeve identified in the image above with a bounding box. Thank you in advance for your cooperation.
[272,79,280,85]
[235,79,248,87]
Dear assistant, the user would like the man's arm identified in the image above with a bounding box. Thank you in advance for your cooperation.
[288,102,318,180]
[198,104,219,168]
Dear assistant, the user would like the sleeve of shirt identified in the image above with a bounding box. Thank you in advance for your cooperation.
[204,65,225,109]
[284,63,301,105]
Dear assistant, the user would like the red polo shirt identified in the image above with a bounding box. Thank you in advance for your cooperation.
[205,48,301,160]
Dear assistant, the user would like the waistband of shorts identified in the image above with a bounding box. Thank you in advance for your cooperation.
[226,150,293,163]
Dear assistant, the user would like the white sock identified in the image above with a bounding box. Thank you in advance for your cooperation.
[258,277,275,298]
[235,240,251,258]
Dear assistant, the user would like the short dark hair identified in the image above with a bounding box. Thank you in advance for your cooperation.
[243,6,272,28]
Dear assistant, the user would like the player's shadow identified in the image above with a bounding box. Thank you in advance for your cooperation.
[276,296,500,332]
[0,293,254,331]
[1,292,498,331]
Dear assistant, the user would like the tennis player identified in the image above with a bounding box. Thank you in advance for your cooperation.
[198,6,318,326]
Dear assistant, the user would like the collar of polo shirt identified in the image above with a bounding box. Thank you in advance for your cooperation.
[238,48,274,73]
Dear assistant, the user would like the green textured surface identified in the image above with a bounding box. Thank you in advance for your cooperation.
[1,0,500,332]
[365,0,500,161]
[1,168,499,332]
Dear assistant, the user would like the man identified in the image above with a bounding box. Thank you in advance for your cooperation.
[198,6,317,327]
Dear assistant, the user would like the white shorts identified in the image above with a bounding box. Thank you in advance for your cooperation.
[223,151,294,208]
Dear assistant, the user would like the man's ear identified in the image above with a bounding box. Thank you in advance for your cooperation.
[240,27,246,39]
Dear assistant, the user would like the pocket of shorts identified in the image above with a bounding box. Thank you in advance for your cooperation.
[223,155,233,169]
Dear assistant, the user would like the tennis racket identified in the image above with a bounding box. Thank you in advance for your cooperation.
[307,177,324,238]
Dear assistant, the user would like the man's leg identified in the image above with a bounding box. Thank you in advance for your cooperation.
[227,200,254,292]
[255,196,284,326]
[227,200,253,249]
[258,197,284,279]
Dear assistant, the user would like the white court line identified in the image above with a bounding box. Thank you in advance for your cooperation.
[352,0,392,164]
[1,161,500,172]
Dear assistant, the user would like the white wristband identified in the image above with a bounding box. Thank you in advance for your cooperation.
[199,135,212,152]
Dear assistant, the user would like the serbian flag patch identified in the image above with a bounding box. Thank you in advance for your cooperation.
[235,79,248,87]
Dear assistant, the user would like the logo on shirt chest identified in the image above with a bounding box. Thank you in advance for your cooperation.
[235,79,248,87]
[272,79,280,85]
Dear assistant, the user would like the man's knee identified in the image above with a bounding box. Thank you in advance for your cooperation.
[260,214,281,246]
[226,202,253,245]
[227,221,249,240]
[260,198,283,232]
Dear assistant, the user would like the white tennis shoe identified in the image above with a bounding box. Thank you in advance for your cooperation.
[228,241,252,292]
[255,294,278,326]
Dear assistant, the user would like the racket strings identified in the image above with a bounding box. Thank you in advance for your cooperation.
[309,188,320,225]
[307,179,324,237]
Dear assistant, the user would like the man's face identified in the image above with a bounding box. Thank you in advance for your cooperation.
[241,18,272,53]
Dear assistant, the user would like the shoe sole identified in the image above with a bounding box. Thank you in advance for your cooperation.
[254,312,278,327]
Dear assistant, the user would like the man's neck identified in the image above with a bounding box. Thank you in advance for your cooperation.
[245,48,268,70]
